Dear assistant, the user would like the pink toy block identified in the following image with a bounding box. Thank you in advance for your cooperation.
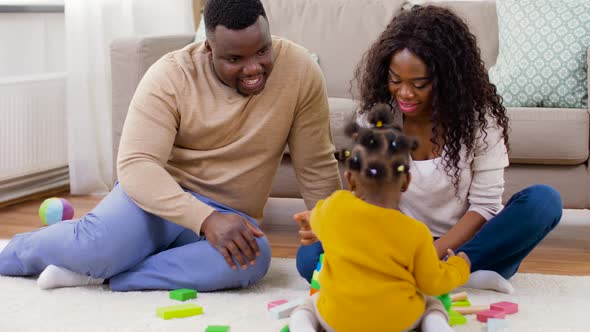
[476,309,506,323]
[267,299,289,311]
[490,301,519,314]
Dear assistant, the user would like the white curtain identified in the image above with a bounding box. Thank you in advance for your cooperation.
[65,0,194,195]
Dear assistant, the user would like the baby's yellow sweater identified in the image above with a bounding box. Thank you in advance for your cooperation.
[311,190,470,331]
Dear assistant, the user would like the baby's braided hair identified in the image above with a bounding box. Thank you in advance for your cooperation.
[340,104,418,183]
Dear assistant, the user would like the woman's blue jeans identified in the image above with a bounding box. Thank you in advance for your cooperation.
[296,184,562,282]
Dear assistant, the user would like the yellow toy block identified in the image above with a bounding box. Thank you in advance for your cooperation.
[312,270,320,282]
[156,303,203,320]
[449,309,467,326]
[453,299,471,307]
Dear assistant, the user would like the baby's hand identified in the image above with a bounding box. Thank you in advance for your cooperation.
[447,249,471,268]
[293,211,318,245]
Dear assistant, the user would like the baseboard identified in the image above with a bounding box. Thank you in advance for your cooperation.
[0,166,70,207]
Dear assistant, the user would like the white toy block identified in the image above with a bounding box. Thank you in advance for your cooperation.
[267,299,288,310]
[269,297,305,319]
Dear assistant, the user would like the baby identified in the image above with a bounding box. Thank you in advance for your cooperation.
[289,104,471,332]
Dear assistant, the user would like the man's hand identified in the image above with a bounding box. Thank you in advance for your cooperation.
[447,249,471,269]
[201,211,265,270]
[293,211,318,245]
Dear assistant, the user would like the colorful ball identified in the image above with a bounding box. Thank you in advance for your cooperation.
[39,197,74,226]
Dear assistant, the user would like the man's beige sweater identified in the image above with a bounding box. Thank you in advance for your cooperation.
[117,37,341,233]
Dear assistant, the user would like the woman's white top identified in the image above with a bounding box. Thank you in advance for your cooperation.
[358,115,509,237]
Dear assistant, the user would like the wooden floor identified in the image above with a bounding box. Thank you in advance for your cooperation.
[1,193,589,276]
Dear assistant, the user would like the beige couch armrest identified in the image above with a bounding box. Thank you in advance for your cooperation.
[110,34,195,182]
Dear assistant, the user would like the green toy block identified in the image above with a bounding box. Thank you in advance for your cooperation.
[436,293,452,311]
[280,324,290,332]
[452,299,471,307]
[157,303,203,319]
[311,279,320,290]
[449,309,467,326]
[169,288,197,301]
[319,253,324,263]
[205,325,230,332]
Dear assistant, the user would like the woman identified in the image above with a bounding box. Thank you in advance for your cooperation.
[295,5,562,294]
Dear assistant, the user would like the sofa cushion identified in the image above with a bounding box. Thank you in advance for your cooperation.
[420,0,499,69]
[504,164,589,209]
[261,0,407,99]
[328,98,357,152]
[489,0,590,108]
[507,107,589,165]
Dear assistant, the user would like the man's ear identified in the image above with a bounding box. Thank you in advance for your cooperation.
[401,171,411,192]
[344,170,356,191]
[205,40,214,62]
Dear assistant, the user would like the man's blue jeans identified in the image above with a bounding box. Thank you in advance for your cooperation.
[0,183,271,291]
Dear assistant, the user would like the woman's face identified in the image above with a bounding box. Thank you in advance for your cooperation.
[388,49,433,118]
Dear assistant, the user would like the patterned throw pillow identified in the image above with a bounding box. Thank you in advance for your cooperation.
[489,0,590,109]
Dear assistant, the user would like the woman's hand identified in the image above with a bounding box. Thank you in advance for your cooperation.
[447,248,471,269]
[200,211,264,270]
[293,211,318,245]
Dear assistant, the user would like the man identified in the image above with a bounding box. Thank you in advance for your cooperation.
[0,0,341,292]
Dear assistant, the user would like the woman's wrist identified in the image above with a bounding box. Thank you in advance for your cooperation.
[433,238,447,259]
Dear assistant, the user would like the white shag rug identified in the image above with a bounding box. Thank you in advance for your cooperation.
[0,240,587,332]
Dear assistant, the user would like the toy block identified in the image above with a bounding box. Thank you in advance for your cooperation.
[280,324,290,332]
[267,299,289,310]
[157,303,203,319]
[452,299,471,307]
[450,291,467,302]
[309,288,319,296]
[169,288,197,301]
[490,301,518,314]
[452,305,488,315]
[476,309,506,323]
[312,270,320,282]
[449,309,467,326]
[315,260,322,271]
[436,293,452,311]
[205,326,230,332]
[311,279,320,290]
[487,318,509,332]
[270,298,305,319]
[319,253,324,263]
[452,300,471,307]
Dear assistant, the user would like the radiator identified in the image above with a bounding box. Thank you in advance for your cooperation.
[0,73,69,202]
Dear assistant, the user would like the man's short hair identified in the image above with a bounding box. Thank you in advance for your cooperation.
[204,0,267,33]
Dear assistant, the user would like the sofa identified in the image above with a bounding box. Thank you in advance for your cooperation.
[110,0,590,226]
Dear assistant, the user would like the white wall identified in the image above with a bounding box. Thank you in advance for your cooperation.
[0,12,65,77]
[131,1,194,36]
[0,0,63,4]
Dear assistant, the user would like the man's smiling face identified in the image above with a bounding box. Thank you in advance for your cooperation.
[206,16,274,96]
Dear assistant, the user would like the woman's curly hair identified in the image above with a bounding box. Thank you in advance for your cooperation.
[353,5,510,192]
